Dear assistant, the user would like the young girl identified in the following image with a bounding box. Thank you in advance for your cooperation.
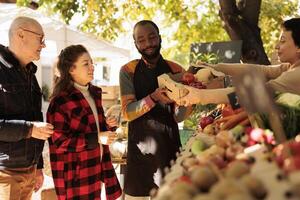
[47,44,122,200]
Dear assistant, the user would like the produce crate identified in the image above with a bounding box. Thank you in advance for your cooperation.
[179,129,194,146]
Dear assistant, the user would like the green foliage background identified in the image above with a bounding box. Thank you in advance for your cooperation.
[17,0,299,67]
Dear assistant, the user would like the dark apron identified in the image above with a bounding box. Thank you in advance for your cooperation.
[124,58,181,196]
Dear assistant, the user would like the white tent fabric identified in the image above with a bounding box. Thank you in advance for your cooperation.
[0,3,130,85]
[0,3,129,59]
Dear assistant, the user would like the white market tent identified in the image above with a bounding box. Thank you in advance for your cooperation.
[0,3,130,86]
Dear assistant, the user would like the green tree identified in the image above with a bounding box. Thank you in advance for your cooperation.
[17,0,299,66]
[219,0,299,64]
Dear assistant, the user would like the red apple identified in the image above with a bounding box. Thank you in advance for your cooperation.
[289,141,300,156]
[181,72,196,84]
[199,116,214,129]
[283,156,300,173]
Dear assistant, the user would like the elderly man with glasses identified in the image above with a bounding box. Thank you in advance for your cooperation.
[0,16,54,200]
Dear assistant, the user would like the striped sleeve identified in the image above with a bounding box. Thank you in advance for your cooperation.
[119,65,156,121]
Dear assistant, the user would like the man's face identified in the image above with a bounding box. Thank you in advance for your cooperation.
[20,23,45,61]
[134,24,161,60]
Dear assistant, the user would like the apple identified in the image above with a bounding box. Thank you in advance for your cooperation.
[288,141,300,155]
[191,139,207,155]
[283,156,300,173]
[181,72,196,84]
[199,116,214,129]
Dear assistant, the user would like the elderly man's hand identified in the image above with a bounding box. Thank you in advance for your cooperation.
[31,122,54,140]
[34,169,44,192]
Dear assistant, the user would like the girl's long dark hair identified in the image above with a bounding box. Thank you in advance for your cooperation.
[50,44,88,99]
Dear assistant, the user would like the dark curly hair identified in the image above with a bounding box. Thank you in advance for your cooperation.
[50,44,88,99]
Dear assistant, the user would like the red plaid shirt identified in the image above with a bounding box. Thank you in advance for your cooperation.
[47,85,122,200]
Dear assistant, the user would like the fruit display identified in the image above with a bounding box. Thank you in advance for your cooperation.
[152,106,300,200]
[155,73,300,200]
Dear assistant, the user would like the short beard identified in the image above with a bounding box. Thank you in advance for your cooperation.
[137,43,161,61]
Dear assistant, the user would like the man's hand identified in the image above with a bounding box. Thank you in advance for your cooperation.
[98,131,118,145]
[31,122,54,140]
[150,88,174,104]
[34,169,44,192]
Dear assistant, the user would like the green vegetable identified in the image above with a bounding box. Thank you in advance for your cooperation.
[260,93,300,139]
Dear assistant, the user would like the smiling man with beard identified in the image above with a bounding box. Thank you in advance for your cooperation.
[119,20,193,199]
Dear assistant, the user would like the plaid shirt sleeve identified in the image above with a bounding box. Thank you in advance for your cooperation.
[47,101,87,153]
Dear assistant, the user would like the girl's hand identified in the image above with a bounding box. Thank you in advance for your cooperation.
[98,131,118,145]
[106,116,118,129]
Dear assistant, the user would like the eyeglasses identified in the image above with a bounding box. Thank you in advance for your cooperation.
[20,27,45,45]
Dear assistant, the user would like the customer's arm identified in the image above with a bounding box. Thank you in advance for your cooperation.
[0,119,33,142]
[209,62,290,80]
[179,86,235,106]
[266,66,300,95]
